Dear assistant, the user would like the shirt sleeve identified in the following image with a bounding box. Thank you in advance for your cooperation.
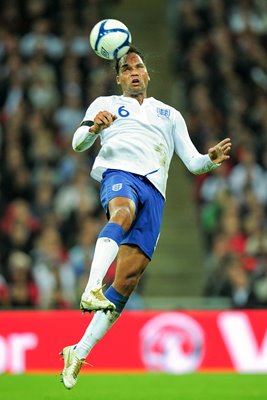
[172,111,220,174]
[72,97,107,152]
[72,125,99,152]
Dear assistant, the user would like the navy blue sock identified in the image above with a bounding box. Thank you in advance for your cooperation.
[105,285,128,313]
[98,222,125,247]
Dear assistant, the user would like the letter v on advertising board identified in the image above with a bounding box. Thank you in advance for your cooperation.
[218,311,267,372]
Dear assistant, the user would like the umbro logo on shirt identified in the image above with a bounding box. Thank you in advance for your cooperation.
[157,108,170,119]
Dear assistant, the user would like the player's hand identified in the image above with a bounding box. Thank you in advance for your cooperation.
[89,111,117,134]
[208,138,232,164]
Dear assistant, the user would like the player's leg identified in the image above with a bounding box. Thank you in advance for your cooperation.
[80,169,139,312]
[74,245,149,356]
[61,245,149,389]
[80,196,136,313]
[112,243,149,296]
[61,175,164,389]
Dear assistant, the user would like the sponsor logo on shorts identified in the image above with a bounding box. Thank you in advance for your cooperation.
[112,183,123,191]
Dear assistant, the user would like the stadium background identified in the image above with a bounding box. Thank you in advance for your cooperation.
[0,0,267,383]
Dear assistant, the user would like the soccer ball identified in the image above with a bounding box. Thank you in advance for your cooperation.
[89,19,132,60]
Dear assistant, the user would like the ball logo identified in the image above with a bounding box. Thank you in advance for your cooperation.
[140,312,204,373]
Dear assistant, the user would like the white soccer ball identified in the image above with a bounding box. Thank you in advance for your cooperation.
[89,19,132,60]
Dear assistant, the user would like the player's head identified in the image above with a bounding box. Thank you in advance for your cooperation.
[115,46,145,74]
[115,46,150,97]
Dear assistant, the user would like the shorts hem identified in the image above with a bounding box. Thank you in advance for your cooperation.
[120,241,152,261]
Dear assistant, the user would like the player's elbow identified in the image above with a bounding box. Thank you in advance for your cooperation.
[72,126,87,152]
[72,132,85,152]
[72,141,84,152]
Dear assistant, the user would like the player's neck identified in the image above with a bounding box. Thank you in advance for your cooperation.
[123,93,146,105]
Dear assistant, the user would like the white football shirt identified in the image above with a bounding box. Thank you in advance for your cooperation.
[72,95,219,197]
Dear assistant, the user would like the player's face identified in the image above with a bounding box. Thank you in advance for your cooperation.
[116,53,150,96]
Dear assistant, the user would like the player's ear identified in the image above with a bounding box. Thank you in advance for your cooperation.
[116,75,120,85]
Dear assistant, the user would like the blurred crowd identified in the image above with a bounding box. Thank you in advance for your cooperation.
[168,0,267,308]
[1,0,267,311]
[0,0,120,309]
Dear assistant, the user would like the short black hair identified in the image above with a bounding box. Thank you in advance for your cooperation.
[115,46,145,74]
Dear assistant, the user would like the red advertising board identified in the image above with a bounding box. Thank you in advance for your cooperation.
[0,310,267,374]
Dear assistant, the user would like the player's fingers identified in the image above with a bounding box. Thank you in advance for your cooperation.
[92,112,117,133]
[105,112,115,123]
[101,114,113,124]
[95,116,108,126]
[97,113,114,126]
[222,144,231,154]
[219,138,231,147]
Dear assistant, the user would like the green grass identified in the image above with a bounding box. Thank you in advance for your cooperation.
[1,373,266,400]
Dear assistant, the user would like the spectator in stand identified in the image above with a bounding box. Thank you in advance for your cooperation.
[199,162,231,203]
[20,18,64,60]
[228,145,266,205]
[53,167,99,223]
[7,251,39,309]
[54,94,84,143]
[225,254,259,309]
[32,183,55,224]
[32,227,76,309]
[228,0,267,35]
[245,215,267,259]
[0,200,40,270]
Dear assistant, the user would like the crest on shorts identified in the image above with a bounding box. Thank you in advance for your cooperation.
[112,183,123,191]
[157,107,170,119]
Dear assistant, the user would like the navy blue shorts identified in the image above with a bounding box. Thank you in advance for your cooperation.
[100,169,165,259]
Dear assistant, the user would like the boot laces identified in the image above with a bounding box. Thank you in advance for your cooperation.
[70,356,86,379]
[92,286,108,301]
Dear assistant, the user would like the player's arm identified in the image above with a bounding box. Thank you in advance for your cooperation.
[72,111,116,152]
[173,112,231,174]
[72,121,98,152]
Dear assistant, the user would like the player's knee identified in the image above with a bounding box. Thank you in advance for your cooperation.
[110,206,134,231]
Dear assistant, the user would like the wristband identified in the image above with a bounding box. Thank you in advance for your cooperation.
[80,120,94,127]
